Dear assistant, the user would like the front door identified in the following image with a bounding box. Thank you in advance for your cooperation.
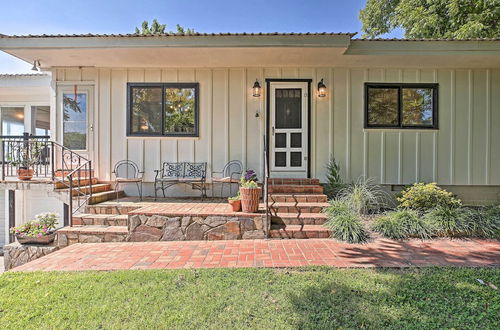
[57,85,94,163]
[269,81,308,178]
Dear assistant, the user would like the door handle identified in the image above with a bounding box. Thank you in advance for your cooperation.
[272,127,275,136]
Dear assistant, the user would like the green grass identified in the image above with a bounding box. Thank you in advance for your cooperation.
[1,268,499,329]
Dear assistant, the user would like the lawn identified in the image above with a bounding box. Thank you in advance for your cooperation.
[0,267,498,329]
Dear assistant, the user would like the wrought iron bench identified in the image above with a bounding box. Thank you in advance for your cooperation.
[154,162,207,200]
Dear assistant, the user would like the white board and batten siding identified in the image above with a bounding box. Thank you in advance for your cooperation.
[53,67,500,192]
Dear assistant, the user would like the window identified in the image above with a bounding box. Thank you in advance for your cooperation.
[31,106,50,136]
[127,83,199,137]
[0,107,25,136]
[63,92,87,149]
[365,83,438,129]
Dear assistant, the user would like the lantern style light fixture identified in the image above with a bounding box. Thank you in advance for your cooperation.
[31,60,41,71]
[317,78,327,97]
[252,79,261,97]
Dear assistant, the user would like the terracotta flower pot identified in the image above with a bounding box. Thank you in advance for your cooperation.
[239,187,262,213]
[228,199,241,212]
[17,168,34,181]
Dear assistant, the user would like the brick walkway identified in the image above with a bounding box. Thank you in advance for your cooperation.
[11,238,499,272]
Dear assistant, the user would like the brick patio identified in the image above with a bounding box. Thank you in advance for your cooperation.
[11,238,500,272]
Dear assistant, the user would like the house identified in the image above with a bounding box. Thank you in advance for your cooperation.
[0,33,499,245]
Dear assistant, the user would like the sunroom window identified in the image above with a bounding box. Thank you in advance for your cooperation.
[365,83,438,129]
[127,83,199,137]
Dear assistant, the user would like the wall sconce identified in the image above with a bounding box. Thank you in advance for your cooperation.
[31,60,41,71]
[252,79,261,97]
[317,78,327,97]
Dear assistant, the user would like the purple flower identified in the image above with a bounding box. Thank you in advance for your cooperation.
[244,169,257,182]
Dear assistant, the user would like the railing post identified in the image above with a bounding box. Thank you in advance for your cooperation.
[68,176,73,226]
[51,142,55,181]
[1,140,5,181]
[88,160,93,201]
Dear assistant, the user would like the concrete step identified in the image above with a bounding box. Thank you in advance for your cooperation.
[89,190,126,205]
[271,212,328,225]
[268,202,328,213]
[269,224,330,239]
[56,183,112,196]
[269,193,328,203]
[268,184,324,194]
[56,225,128,247]
[53,177,98,189]
[55,169,95,177]
[85,203,142,215]
[268,178,320,185]
[72,213,128,226]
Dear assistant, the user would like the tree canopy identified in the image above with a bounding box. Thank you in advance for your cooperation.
[134,19,195,35]
[359,0,500,39]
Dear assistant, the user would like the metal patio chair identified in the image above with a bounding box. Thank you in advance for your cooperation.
[211,160,243,197]
[112,160,144,200]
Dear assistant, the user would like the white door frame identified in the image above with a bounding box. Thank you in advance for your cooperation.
[267,80,310,178]
[56,84,95,163]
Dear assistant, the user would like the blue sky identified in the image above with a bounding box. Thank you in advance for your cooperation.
[0,0,402,73]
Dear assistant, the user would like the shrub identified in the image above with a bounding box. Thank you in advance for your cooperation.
[467,205,500,239]
[324,208,369,244]
[397,182,461,212]
[373,209,433,240]
[337,177,390,215]
[424,206,472,237]
[325,157,343,199]
[324,199,369,243]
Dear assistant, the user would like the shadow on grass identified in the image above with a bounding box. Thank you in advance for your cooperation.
[287,267,499,329]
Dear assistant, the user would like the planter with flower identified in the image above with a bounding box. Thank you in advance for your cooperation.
[8,140,43,181]
[10,212,59,244]
[228,192,241,212]
[239,169,261,213]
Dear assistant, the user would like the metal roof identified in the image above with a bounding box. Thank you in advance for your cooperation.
[1,33,498,41]
[0,32,357,38]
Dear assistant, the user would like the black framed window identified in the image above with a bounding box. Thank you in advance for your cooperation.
[127,82,199,136]
[365,83,438,129]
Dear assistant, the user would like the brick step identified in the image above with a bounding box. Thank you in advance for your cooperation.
[55,169,95,177]
[268,184,324,194]
[72,213,128,226]
[271,212,328,225]
[53,177,98,189]
[269,224,331,239]
[56,183,112,196]
[89,190,126,205]
[267,202,328,213]
[85,204,142,215]
[269,193,328,203]
[56,225,128,247]
[268,178,320,185]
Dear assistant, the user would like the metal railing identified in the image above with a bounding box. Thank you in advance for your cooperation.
[263,135,270,237]
[0,133,93,224]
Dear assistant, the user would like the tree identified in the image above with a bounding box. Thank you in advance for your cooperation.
[359,0,500,39]
[134,19,195,35]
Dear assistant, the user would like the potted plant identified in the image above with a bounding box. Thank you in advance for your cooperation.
[10,212,59,244]
[8,141,43,180]
[228,192,241,212]
[239,169,261,213]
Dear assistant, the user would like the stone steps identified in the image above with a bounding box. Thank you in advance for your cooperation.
[268,178,320,185]
[56,225,128,247]
[271,212,328,225]
[268,184,324,194]
[72,213,128,226]
[56,183,112,196]
[53,177,98,189]
[55,169,95,177]
[89,190,126,204]
[268,202,328,213]
[269,193,328,203]
[269,224,330,239]
[85,204,141,215]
